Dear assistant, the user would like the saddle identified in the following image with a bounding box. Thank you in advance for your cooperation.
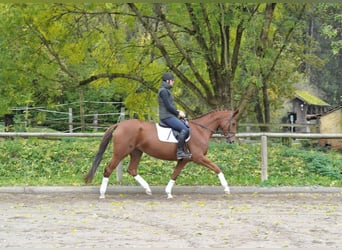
[156,119,190,143]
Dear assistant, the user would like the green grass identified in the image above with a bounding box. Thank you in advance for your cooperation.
[0,137,341,187]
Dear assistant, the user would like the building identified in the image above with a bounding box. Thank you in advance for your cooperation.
[289,90,330,133]
[319,105,342,151]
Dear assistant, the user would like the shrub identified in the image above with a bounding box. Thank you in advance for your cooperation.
[0,138,341,187]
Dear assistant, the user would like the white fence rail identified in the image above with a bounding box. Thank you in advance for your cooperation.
[0,132,341,183]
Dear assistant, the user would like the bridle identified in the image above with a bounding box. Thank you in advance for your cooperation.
[189,115,236,140]
[222,115,236,140]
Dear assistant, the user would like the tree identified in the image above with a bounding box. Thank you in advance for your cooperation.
[83,3,311,121]
[252,3,308,130]
[0,3,334,126]
[307,3,342,106]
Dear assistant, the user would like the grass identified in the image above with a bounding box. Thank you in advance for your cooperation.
[0,136,341,187]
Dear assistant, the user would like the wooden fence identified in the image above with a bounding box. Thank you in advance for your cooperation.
[10,102,125,132]
[1,131,341,183]
[235,132,342,181]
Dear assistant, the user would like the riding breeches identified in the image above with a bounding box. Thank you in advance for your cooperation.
[161,116,190,137]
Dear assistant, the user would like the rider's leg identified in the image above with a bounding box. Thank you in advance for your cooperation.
[176,129,192,159]
[161,117,192,160]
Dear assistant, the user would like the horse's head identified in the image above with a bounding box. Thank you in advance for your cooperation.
[220,109,239,143]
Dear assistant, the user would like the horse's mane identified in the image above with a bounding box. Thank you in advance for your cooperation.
[191,109,230,120]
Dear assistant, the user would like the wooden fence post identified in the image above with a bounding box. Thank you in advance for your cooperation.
[261,135,268,181]
[93,112,98,132]
[68,108,73,133]
[116,107,126,183]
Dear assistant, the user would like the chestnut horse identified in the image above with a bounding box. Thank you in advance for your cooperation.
[85,109,239,199]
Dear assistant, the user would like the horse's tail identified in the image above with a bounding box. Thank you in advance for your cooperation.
[84,123,118,183]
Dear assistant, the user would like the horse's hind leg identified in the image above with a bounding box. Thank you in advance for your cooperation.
[99,157,123,199]
[165,160,187,199]
[127,149,152,195]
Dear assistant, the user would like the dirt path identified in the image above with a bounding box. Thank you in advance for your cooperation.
[0,191,341,248]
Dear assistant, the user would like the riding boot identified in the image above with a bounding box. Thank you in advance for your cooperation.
[177,130,192,160]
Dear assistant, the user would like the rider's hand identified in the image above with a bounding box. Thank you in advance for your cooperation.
[178,110,186,118]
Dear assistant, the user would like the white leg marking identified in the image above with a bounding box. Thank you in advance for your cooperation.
[100,177,109,199]
[218,172,230,194]
[134,175,152,195]
[165,179,175,199]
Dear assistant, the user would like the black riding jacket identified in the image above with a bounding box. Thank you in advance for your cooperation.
[158,81,179,120]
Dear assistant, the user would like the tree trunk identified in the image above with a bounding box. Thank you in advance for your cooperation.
[256,3,276,131]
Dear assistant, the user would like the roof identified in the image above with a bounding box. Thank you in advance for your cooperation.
[295,90,330,106]
[321,105,342,116]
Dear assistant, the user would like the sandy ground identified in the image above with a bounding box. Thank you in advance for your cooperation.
[0,190,341,248]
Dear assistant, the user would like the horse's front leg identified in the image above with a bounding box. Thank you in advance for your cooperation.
[218,172,230,194]
[194,155,230,195]
[166,160,188,199]
[165,179,175,199]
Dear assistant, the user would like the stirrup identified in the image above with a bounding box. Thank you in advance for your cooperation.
[177,151,192,160]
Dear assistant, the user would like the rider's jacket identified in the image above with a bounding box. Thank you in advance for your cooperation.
[158,80,179,121]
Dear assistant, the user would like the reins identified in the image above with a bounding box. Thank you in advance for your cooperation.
[189,120,217,133]
[189,114,236,140]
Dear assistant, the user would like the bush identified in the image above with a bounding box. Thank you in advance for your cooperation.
[0,138,341,187]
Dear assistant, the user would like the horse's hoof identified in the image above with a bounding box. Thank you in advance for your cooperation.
[224,188,231,195]
[99,194,105,199]
[146,189,152,196]
[166,193,173,199]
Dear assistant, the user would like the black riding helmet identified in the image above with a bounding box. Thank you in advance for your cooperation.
[162,72,175,81]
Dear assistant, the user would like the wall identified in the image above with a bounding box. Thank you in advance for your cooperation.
[319,107,342,150]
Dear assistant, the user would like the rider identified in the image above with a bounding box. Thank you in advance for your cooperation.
[158,72,192,160]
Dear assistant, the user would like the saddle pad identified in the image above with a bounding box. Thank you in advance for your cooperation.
[156,124,191,143]
[156,124,178,143]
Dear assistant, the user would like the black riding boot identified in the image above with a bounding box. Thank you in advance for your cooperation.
[177,130,192,160]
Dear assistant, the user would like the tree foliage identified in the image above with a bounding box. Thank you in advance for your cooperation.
[307,3,342,105]
[0,3,340,125]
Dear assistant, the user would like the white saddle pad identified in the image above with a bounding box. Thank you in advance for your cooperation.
[156,124,190,143]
